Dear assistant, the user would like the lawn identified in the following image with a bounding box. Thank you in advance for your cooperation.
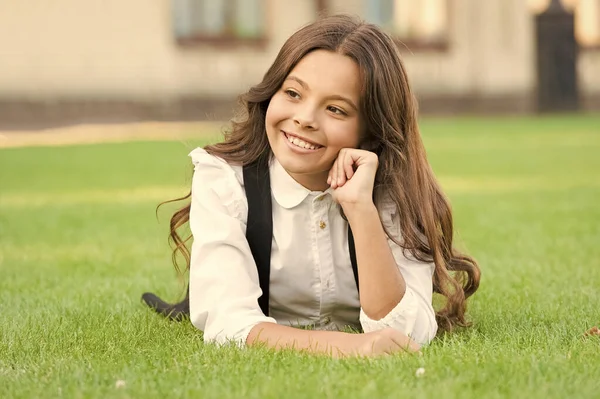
[1,115,599,398]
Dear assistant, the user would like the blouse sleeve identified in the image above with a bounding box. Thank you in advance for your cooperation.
[359,202,438,345]
[187,148,277,346]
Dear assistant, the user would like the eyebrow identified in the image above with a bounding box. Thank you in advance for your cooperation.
[285,75,359,112]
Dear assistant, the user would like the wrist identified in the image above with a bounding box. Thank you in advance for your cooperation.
[340,200,377,220]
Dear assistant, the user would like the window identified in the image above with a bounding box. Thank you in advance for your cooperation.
[172,0,265,44]
[365,0,449,48]
[530,0,600,47]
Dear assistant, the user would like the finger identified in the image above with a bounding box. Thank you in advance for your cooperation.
[343,151,355,181]
[329,158,338,188]
[337,150,347,187]
[368,337,392,358]
[378,340,397,357]
[380,338,406,358]
[390,334,421,353]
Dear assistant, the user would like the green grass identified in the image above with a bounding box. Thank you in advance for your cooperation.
[1,114,599,398]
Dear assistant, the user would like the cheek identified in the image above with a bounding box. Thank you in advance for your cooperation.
[265,94,288,127]
[324,120,362,148]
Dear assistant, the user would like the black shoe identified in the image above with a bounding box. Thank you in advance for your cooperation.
[141,291,190,321]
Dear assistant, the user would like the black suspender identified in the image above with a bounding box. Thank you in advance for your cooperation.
[242,160,273,316]
[242,160,359,316]
[347,227,359,293]
[142,162,359,320]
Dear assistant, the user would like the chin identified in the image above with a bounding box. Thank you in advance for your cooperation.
[277,156,317,174]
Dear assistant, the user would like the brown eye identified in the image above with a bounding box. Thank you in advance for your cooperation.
[285,89,301,99]
[327,106,347,116]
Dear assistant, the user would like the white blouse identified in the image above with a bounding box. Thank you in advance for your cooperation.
[188,148,438,346]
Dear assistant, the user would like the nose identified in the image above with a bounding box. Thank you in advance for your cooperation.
[293,104,318,130]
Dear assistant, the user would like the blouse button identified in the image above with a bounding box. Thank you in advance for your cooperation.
[319,221,326,229]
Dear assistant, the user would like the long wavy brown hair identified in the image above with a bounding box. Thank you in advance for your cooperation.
[163,14,480,332]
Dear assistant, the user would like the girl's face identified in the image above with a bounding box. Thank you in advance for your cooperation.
[265,50,363,191]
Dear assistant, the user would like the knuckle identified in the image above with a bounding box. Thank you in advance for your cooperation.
[382,327,395,336]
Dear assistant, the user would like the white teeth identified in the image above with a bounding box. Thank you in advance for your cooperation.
[286,133,318,150]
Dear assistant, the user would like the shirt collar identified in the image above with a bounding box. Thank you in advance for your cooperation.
[270,158,331,209]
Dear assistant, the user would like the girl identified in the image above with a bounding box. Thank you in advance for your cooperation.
[152,14,480,357]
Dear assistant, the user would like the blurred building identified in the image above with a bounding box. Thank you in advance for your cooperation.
[0,0,598,128]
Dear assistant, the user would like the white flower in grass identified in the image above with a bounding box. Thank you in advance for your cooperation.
[415,367,425,377]
[115,380,126,389]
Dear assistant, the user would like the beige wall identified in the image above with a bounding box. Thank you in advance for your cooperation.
[0,0,176,99]
[0,0,319,100]
[580,51,600,96]
[0,0,597,104]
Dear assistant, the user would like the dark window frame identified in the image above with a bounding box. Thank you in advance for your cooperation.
[318,0,452,52]
[174,0,325,48]
[173,0,267,48]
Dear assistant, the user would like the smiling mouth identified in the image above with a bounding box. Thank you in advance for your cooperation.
[283,131,323,150]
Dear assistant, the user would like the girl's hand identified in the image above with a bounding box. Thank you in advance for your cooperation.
[335,328,420,358]
[359,328,421,356]
[327,148,378,208]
